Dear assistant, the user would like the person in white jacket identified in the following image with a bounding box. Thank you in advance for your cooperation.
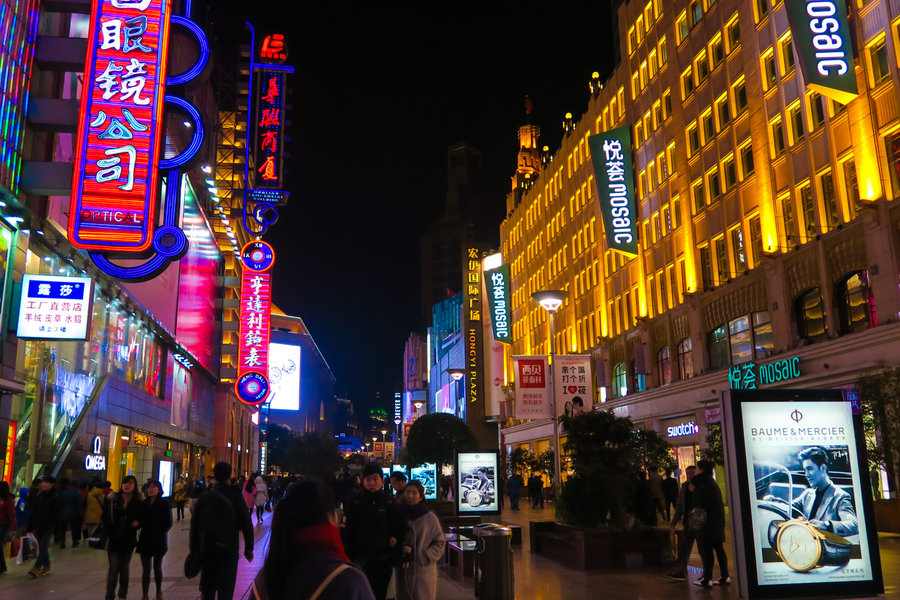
[394,480,445,600]
[254,476,269,525]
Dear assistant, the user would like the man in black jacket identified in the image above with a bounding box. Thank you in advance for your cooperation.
[691,460,729,587]
[342,464,393,600]
[190,462,254,600]
[667,465,696,580]
[27,475,58,577]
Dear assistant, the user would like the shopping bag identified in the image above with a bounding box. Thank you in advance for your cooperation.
[87,524,108,550]
[265,501,272,513]
[23,533,38,561]
[8,536,21,559]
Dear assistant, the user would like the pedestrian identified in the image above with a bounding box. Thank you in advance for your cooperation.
[648,470,666,523]
[137,480,172,600]
[27,474,58,577]
[85,480,107,538]
[0,481,17,575]
[662,471,679,522]
[394,480,445,600]
[667,465,697,580]
[254,475,269,524]
[14,487,30,565]
[389,471,407,504]
[507,472,522,511]
[528,472,544,508]
[691,460,729,587]
[103,475,144,600]
[78,482,90,540]
[187,477,203,516]
[251,479,374,600]
[189,461,254,600]
[173,477,187,522]
[341,464,392,600]
[243,477,256,516]
[632,472,656,526]
[57,478,83,548]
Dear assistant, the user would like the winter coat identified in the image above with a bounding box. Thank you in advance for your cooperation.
[342,489,392,563]
[189,481,254,556]
[137,496,172,556]
[0,494,16,528]
[242,484,255,510]
[507,474,522,496]
[27,487,58,535]
[252,548,375,600]
[255,478,269,507]
[85,487,106,525]
[173,481,187,503]
[102,491,145,552]
[671,480,695,527]
[395,510,445,600]
[691,470,726,540]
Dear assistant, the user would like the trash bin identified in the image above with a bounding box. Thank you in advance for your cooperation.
[474,523,515,600]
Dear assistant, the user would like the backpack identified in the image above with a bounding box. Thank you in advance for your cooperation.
[199,489,237,551]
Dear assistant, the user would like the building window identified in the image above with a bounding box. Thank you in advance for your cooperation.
[733,77,748,114]
[783,193,797,245]
[837,271,875,334]
[748,215,763,266]
[886,131,900,198]
[682,66,695,98]
[729,316,752,365]
[649,50,658,79]
[690,0,703,25]
[707,168,722,201]
[659,36,668,65]
[796,288,828,343]
[708,325,729,370]
[692,179,706,213]
[714,236,728,283]
[869,36,890,86]
[677,337,693,379]
[677,11,690,44]
[771,117,786,157]
[716,94,731,130]
[657,347,672,385]
[820,170,839,228]
[779,34,795,75]
[653,100,663,129]
[788,102,804,144]
[702,111,715,144]
[663,89,672,118]
[723,155,737,190]
[726,15,741,52]
[754,0,769,23]
[731,226,746,272]
[628,26,637,55]
[700,245,713,289]
[843,159,860,211]
[614,362,628,398]
[740,142,754,178]
[710,35,724,69]
[809,92,826,130]
[687,122,700,156]
[753,311,774,357]
[799,183,816,236]
[762,49,777,91]
[695,50,710,83]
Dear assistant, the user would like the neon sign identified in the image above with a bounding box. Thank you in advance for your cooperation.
[17,275,94,340]
[484,264,512,343]
[589,125,638,257]
[258,33,287,62]
[667,421,699,438]
[252,70,286,189]
[729,357,802,390]
[235,241,274,405]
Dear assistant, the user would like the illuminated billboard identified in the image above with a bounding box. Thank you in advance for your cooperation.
[456,451,499,515]
[266,342,301,411]
[69,0,173,253]
[588,125,638,257]
[17,275,93,340]
[235,241,274,405]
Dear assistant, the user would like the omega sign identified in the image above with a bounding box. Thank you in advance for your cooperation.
[667,421,700,438]
[85,436,106,471]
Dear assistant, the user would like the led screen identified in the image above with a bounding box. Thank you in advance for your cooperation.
[266,342,301,411]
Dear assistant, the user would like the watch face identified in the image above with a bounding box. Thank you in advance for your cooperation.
[776,521,822,572]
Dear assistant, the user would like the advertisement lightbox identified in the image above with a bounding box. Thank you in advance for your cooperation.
[410,463,437,500]
[17,275,93,340]
[266,342,301,411]
[725,389,883,599]
[456,451,499,515]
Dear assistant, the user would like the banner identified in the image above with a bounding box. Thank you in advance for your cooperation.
[553,354,592,417]
[457,451,499,515]
[785,0,858,105]
[588,125,638,257]
[513,356,552,419]
[484,264,512,343]
[727,389,883,598]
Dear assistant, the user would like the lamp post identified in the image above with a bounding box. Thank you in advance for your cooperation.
[380,429,387,462]
[446,368,465,417]
[532,289,568,489]
[372,436,377,461]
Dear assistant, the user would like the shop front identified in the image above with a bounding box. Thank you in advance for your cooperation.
[660,414,701,481]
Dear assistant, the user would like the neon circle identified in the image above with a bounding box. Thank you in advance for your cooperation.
[236,372,269,405]
[240,240,275,272]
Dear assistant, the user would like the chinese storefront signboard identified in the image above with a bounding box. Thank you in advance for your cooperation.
[730,357,802,390]
[484,263,512,343]
[69,0,172,252]
[463,248,484,406]
[552,354,592,417]
[235,240,274,405]
[17,275,93,340]
[513,356,552,419]
[588,125,638,257]
[785,0,858,105]
[251,69,287,189]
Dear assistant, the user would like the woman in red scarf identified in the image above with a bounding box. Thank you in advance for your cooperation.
[253,480,374,600]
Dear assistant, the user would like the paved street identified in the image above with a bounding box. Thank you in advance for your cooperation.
[1,502,898,599]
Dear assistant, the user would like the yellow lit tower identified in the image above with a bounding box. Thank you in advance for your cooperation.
[507,97,542,215]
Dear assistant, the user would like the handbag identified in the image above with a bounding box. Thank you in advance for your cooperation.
[23,533,38,560]
[184,551,203,578]
[87,523,109,549]
[686,507,707,533]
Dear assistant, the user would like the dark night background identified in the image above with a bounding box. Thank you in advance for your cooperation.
[212,2,617,415]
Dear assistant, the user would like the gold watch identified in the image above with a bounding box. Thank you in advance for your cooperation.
[767,517,852,572]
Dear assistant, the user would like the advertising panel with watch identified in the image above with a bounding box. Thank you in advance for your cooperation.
[727,389,883,598]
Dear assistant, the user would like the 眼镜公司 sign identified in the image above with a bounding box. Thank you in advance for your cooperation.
[69,0,173,253]
[17,275,93,340]
[235,241,274,405]
[588,125,638,257]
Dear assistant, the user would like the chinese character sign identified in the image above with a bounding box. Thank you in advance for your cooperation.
[729,357,802,390]
[588,125,638,257]
[513,356,552,419]
[235,241,275,405]
[553,354,592,417]
[484,264,512,343]
[251,69,287,189]
[69,0,172,253]
[17,275,93,340]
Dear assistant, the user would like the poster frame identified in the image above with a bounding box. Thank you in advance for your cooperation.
[454,449,501,516]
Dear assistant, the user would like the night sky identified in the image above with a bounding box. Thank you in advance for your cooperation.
[222,2,617,414]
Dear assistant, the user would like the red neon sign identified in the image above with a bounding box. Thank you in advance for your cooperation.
[258,34,287,62]
[235,241,275,405]
[69,0,172,253]
[2,421,16,483]
[251,69,286,189]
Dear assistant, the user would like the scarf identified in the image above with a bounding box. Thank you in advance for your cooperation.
[401,500,430,524]
[292,524,349,562]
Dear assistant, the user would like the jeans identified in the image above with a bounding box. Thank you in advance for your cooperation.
[509,492,519,510]
[34,531,52,569]
[141,553,164,596]
[199,549,238,600]
[176,501,186,521]
[672,529,695,576]
[107,547,135,599]
[0,526,8,572]
[698,534,728,581]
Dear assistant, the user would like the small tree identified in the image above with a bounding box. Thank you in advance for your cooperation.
[702,423,724,466]
[405,413,478,473]
[634,428,677,475]
[534,449,555,479]
[284,432,343,478]
[508,447,534,476]
[857,368,900,497]
[263,424,294,472]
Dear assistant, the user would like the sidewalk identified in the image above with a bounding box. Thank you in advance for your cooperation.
[0,507,271,600]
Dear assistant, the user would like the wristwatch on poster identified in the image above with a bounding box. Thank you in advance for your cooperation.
[767,517,852,572]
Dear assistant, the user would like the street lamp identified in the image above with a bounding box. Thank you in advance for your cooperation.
[446,368,465,416]
[380,429,387,462]
[532,289,568,489]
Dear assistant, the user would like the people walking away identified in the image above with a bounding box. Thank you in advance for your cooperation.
[252,479,374,600]
[394,480,445,600]
[0,481,17,575]
[86,481,107,539]
[341,464,392,600]
[507,472,522,511]
[173,477,188,522]
[190,461,254,600]
[15,487,30,565]
[691,460,729,587]
[528,473,544,509]
[668,465,697,580]
[243,477,256,516]
[137,480,172,600]
[662,471,679,522]
[57,478,83,548]
[187,477,203,515]
[103,475,144,600]
[648,470,665,523]
[254,475,269,524]
[27,475,58,577]
[632,472,656,526]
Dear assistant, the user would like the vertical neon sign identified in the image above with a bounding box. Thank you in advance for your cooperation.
[235,241,274,405]
[69,0,172,253]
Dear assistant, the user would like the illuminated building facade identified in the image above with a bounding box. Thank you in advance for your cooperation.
[500,0,900,488]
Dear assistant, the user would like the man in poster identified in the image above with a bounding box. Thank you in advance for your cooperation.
[792,447,858,537]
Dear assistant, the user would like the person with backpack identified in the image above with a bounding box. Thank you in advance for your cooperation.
[190,462,254,600]
[103,475,144,600]
[252,479,374,600]
[137,480,172,600]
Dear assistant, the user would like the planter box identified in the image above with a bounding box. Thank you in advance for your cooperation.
[530,521,670,570]
[874,499,900,533]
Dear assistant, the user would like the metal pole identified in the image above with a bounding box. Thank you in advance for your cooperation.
[549,315,561,489]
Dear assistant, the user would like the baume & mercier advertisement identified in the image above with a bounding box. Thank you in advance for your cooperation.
[728,389,883,599]
[456,451,499,515]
